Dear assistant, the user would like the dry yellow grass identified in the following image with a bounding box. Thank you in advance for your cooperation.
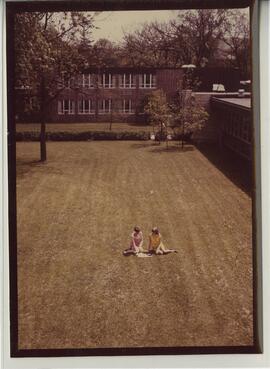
[16,141,253,350]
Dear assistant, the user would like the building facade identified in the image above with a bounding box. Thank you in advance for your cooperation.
[50,67,183,123]
[211,96,252,160]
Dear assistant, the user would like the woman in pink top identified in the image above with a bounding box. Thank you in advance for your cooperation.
[123,226,144,255]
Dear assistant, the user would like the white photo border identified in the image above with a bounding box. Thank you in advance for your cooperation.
[1,0,270,367]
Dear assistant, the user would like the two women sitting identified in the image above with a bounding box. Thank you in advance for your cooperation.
[123,226,177,256]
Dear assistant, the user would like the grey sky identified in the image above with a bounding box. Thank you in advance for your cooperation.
[91,10,179,43]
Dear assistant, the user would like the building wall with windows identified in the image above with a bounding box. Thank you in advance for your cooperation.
[48,67,183,123]
[191,92,252,150]
[211,96,252,160]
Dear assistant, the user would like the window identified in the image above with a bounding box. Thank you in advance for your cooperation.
[99,99,112,114]
[100,74,115,88]
[78,99,94,114]
[82,74,94,89]
[120,74,135,89]
[58,100,75,114]
[122,99,133,114]
[139,73,156,88]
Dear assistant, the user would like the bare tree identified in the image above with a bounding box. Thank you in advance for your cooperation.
[172,9,230,67]
[121,10,223,68]
[222,11,250,78]
[122,21,181,67]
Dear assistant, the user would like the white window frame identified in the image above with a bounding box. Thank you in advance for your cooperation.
[58,100,75,115]
[82,74,94,89]
[99,99,112,114]
[139,73,156,89]
[122,99,133,114]
[78,99,94,114]
[101,73,115,89]
[120,74,136,89]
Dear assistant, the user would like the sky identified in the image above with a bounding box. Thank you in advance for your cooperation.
[91,10,179,43]
[52,8,249,45]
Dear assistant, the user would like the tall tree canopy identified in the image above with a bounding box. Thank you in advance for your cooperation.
[15,12,97,102]
[78,38,122,68]
[14,11,97,160]
[120,9,249,73]
[122,22,176,67]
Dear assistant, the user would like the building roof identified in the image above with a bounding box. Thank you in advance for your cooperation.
[212,97,251,111]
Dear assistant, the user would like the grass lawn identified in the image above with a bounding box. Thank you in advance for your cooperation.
[16,141,253,350]
[16,122,153,133]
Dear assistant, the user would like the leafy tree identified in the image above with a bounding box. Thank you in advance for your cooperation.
[170,91,209,148]
[143,90,208,148]
[78,38,123,68]
[14,11,97,161]
[144,90,171,144]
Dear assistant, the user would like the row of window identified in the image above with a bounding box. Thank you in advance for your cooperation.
[58,99,134,115]
[60,73,157,89]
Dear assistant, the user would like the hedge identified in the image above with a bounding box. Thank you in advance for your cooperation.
[16,130,193,142]
[16,130,150,141]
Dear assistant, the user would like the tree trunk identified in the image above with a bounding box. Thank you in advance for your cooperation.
[182,122,185,150]
[165,125,168,150]
[40,76,47,162]
[159,122,162,145]
[109,109,112,131]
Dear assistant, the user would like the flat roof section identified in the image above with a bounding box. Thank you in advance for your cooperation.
[212,97,251,111]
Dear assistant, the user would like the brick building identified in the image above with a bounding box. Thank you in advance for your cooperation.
[51,67,183,123]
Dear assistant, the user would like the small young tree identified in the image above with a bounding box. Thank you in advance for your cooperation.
[144,90,171,144]
[171,92,209,149]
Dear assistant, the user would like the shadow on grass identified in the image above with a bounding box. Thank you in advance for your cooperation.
[127,122,150,127]
[150,145,195,153]
[197,143,252,196]
[130,142,157,149]
[130,143,195,152]
[16,159,46,177]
